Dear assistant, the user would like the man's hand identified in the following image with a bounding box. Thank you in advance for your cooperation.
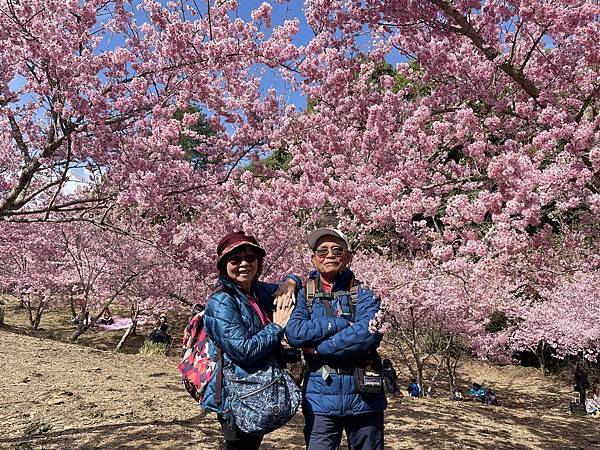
[302,347,317,355]
[273,279,296,310]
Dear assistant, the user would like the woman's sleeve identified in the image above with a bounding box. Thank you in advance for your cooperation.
[204,291,284,367]
[268,275,303,296]
[254,275,304,308]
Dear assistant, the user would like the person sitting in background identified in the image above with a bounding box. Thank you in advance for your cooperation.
[71,300,90,325]
[485,388,498,406]
[149,321,171,345]
[452,387,464,401]
[98,307,114,325]
[407,379,420,398]
[468,382,486,402]
[590,381,600,402]
[585,391,600,416]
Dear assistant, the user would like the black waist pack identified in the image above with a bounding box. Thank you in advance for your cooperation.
[354,357,383,394]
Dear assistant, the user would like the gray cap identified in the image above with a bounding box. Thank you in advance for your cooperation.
[307,228,350,251]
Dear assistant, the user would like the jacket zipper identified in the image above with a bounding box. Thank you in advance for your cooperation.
[337,296,345,416]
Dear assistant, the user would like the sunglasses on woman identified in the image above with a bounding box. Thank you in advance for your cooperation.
[227,254,258,265]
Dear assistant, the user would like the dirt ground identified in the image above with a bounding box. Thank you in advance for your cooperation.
[0,298,597,450]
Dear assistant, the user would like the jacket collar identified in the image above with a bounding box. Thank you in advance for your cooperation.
[309,268,354,291]
[217,275,251,297]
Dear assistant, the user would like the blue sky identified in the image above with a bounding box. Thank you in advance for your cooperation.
[236,1,315,110]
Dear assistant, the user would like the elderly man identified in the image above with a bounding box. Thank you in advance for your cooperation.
[286,228,386,450]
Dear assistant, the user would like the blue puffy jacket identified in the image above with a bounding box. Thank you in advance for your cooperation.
[201,275,301,413]
[285,269,387,416]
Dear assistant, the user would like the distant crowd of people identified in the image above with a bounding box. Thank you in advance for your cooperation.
[378,366,499,406]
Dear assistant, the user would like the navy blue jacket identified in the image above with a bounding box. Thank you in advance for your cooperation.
[201,275,301,413]
[285,269,387,416]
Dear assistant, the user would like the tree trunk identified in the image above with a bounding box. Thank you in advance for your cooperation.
[114,322,136,353]
[33,299,45,330]
[26,296,46,330]
[415,359,425,397]
[71,318,91,341]
[115,309,139,353]
[26,297,34,327]
[69,293,77,320]
[446,353,461,396]
[129,303,140,336]
[536,341,547,376]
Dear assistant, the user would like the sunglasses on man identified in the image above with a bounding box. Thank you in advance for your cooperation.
[314,246,345,258]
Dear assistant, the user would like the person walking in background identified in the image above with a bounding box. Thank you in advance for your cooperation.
[202,231,301,450]
[286,228,386,450]
[382,359,400,395]
[575,362,590,404]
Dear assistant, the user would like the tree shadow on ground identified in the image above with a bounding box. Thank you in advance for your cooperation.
[385,396,598,449]
[0,417,220,450]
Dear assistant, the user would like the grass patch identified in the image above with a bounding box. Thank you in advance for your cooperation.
[139,340,170,356]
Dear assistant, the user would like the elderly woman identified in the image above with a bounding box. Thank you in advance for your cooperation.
[201,231,300,450]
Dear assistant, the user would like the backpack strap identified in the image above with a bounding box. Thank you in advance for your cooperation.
[315,292,335,317]
[331,277,359,317]
[208,286,229,406]
[214,347,224,406]
[306,276,359,318]
[305,278,317,314]
[349,278,359,316]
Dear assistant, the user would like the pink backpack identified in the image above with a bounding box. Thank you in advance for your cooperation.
[178,310,222,403]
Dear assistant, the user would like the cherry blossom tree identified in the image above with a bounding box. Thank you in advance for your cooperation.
[0,0,301,225]
[1,0,599,375]
[0,222,68,329]
[273,0,599,369]
[352,252,517,394]
[512,271,600,370]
